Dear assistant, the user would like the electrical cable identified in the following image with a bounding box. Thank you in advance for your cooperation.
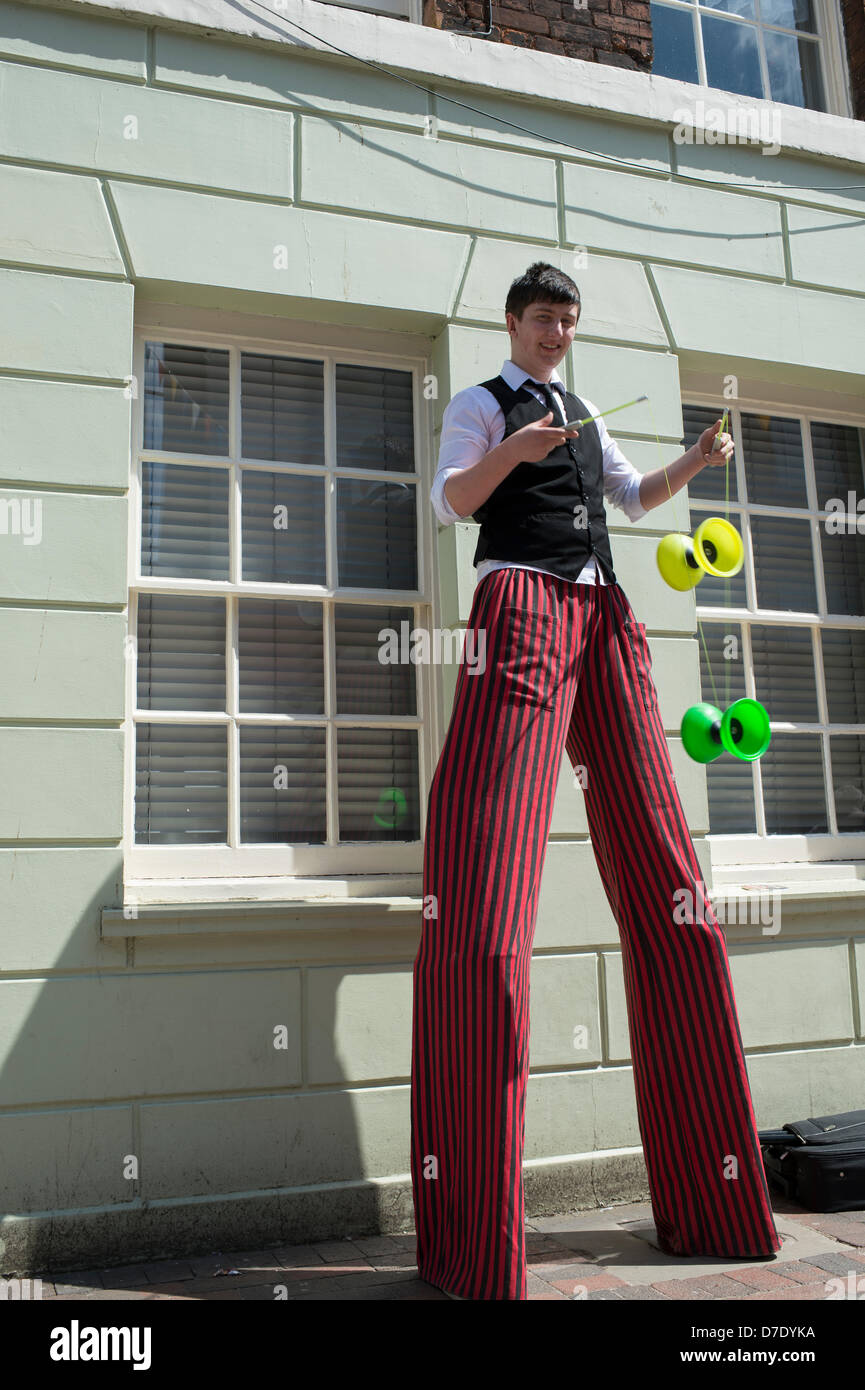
[246,0,865,196]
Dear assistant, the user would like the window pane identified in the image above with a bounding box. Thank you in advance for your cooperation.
[238,599,324,714]
[650,2,700,82]
[742,413,807,508]
[822,629,865,724]
[144,343,229,455]
[830,736,865,833]
[821,530,865,617]
[761,733,827,833]
[337,727,420,842]
[812,422,865,509]
[690,506,748,608]
[141,462,230,580]
[684,404,739,503]
[135,724,227,843]
[334,604,417,716]
[335,364,414,472]
[699,0,755,18]
[337,479,417,589]
[759,0,816,34]
[750,624,817,721]
[239,726,327,843]
[137,595,226,711]
[697,620,747,707]
[707,758,757,832]
[703,14,764,97]
[765,28,824,109]
[751,516,816,611]
[242,470,326,584]
[241,354,324,466]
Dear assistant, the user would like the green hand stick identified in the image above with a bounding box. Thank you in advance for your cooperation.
[712,407,730,452]
[561,394,649,430]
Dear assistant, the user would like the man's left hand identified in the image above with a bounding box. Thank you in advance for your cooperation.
[697,419,734,467]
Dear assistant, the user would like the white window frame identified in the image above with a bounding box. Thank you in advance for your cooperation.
[650,0,854,119]
[685,389,865,868]
[124,322,436,899]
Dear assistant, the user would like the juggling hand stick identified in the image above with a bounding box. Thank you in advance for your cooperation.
[562,394,648,431]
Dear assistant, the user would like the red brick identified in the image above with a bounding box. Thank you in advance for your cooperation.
[840,0,865,120]
[528,1259,601,1279]
[549,18,596,38]
[597,50,642,66]
[748,1283,834,1300]
[594,12,653,33]
[498,6,551,31]
[550,19,611,44]
[808,1220,865,1247]
[773,1260,845,1285]
[651,1275,754,1299]
[723,1266,803,1291]
[530,0,567,14]
[550,1271,630,1293]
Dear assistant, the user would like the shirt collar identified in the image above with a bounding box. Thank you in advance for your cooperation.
[501,359,565,395]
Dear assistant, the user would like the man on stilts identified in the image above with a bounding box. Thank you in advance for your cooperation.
[410,261,782,1301]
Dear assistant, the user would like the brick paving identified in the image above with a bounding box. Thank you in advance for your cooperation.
[19,1194,865,1301]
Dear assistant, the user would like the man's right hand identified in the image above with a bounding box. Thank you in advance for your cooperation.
[508,411,580,463]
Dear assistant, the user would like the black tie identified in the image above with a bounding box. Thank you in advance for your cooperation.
[528,378,563,422]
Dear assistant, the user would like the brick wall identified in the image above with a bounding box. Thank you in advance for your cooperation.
[840,0,865,119]
[422,0,653,71]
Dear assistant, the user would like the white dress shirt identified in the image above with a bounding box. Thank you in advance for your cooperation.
[430,358,648,587]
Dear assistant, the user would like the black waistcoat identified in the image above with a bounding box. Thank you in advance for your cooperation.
[470,375,618,584]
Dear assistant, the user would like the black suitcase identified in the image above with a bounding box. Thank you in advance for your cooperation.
[758,1109,865,1213]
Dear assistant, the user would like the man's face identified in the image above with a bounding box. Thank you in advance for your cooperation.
[506,299,580,380]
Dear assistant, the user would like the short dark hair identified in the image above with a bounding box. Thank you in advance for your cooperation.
[505,261,580,321]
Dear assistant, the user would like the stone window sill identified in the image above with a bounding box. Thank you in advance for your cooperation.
[101,896,425,940]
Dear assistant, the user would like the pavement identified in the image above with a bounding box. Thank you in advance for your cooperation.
[26,1191,865,1301]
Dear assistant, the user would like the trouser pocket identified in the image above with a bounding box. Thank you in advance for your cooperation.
[500,604,561,709]
[623,619,656,714]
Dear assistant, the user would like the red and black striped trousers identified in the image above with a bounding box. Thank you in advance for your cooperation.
[410,565,781,1300]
